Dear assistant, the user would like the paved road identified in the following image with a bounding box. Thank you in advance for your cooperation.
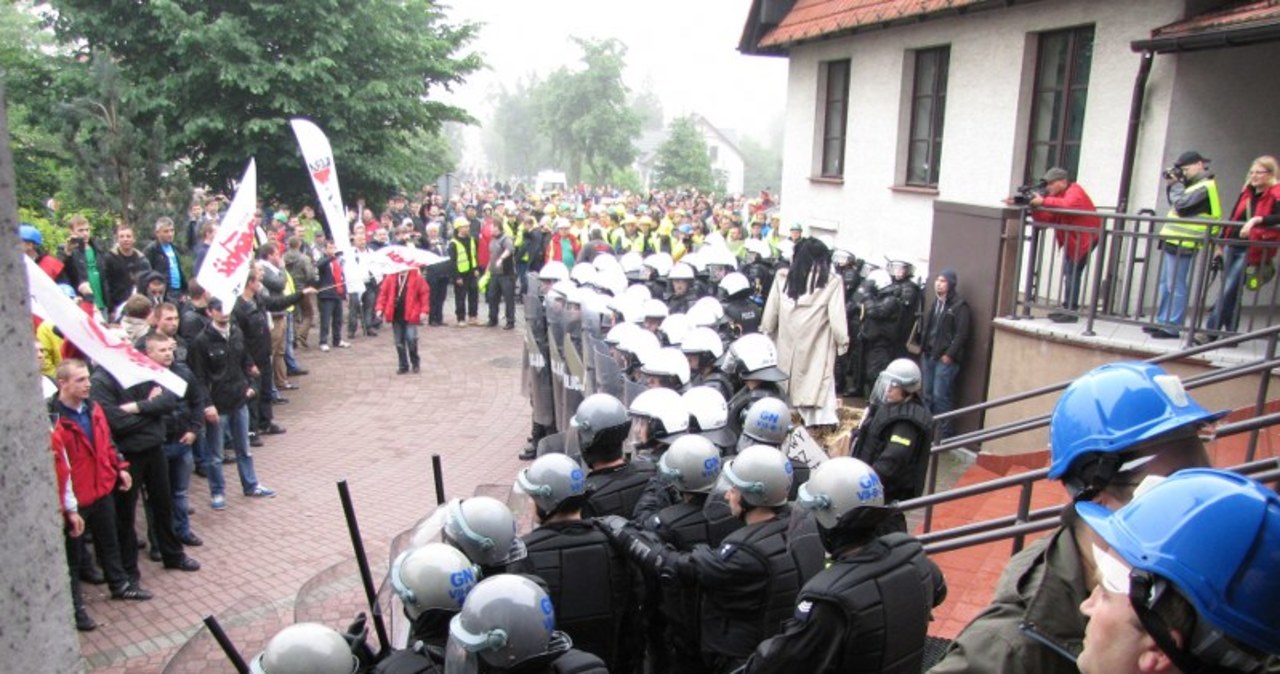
[81,317,530,672]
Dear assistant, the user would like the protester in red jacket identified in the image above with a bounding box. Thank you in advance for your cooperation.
[1203,155,1280,338]
[545,218,581,267]
[374,267,430,374]
[1026,167,1101,322]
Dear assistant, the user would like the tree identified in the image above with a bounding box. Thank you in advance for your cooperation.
[2,2,69,212]
[50,0,482,204]
[483,76,548,178]
[533,37,640,184]
[653,115,721,193]
[58,53,191,236]
[631,80,664,133]
[740,135,783,197]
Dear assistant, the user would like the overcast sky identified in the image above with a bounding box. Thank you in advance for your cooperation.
[439,0,788,168]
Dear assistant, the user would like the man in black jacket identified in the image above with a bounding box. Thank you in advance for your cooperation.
[233,263,310,439]
[188,297,277,510]
[918,267,970,440]
[103,224,151,316]
[90,345,201,579]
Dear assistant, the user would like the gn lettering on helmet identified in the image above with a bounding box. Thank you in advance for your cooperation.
[450,568,477,588]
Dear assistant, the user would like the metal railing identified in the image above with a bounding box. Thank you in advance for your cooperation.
[1010,206,1280,346]
[904,323,1280,556]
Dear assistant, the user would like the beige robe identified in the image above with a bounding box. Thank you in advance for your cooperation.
[762,268,849,420]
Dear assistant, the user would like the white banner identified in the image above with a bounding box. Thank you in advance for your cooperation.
[195,159,258,310]
[366,245,447,276]
[27,257,187,396]
[291,118,352,254]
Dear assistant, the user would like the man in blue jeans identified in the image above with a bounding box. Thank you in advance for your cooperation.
[1148,150,1221,339]
[187,298,277,510]
[918,268,970,440]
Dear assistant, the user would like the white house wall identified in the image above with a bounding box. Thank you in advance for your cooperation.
[779,0,1187,273]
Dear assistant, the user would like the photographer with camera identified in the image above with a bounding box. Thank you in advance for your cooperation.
[1006,168,1101,322]
[59,214,112,315]
[1148,150,1221,339]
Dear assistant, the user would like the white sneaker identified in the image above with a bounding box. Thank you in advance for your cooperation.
[320,344,331,352]
[338,341,351,348]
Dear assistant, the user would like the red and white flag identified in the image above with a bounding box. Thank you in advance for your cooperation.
[291,118,352,253]
[367,245,447,276]
[195,159,257,309]
[26,257,187,395]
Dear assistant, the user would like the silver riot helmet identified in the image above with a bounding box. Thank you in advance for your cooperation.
[539,261,569,285]
[718,272,750,300]
[682,386,737,449]
[722,444,794,508]
[571,393,631,464]
[687,297,725,330]
[796,457,886,529]
[658,313,692,347]
[737,396,791,451]
[442,497,527,569]
[658,435,723,494]
[515,453,587,515]
[639,346,692,390]
[250,623,357,674]
[445,575,561,673]
[726,333,788,382]
[887,259,915,282]
[390,542,482,620]
[869,358,923,405]
[628,387,689,450]
[832,249,855,268]
[642,252,674,279]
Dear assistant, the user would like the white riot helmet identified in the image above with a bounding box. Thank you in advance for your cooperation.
[617,329,661,368]
[796,457,886,529]
[744,239,772,262]
[539,261,568,284]
[777,239,795,262]
[687,297,725,330]
[863,268,892,295]
[832,249,855,267]
[445,575,560,672]
[658,313,692,347]
[718,272,750,299]
[682,386,737,449]
[680,327,725,360]
[569,263,597,288]
[869,358,923,405]
[608,295,645,325]
[722,445,794,508]
[643,253,674,279]
[605,322,642,347]
[515,453,587,515]
[642,298,670,322]
[548,280,576,307]
[591,254,620,273]
[595,268,627,298]
[668,262,695,282]
[250,623,357,674]
[726,333,788,382]
[622,283,652,304]
[390,542,481,620]
[682,252,707,276]
[702,246,738,281]
[639,347,691,389]
[658,435,723,494]
[738,396,791,451]
[628,387,689,449]
[443,497,527,569]
[620,252,645,279]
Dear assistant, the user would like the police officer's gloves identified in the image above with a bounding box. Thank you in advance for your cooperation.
[343,612,379,666]
[1211,254,1224,273]
[600,516,668,576]
[598,515,630,538]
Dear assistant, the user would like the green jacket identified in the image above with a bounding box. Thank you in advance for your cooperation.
[928,519,1088,674]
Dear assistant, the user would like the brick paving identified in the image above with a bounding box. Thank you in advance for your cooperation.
[80,313,531,672]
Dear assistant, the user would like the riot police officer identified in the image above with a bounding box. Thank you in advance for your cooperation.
[832,250,863,396]
[604,445,825,674]
[851,359,934,532]
[444,575,606,674]
[722,334,789,440]
[719,272,761,337]
[681,327,734,401]
[682,386,738,454]
[515,454,639,672]
[641,436,744,673]
[521,261,569,460]
[859,269,900,390]
[638,347,691,391]
[376,543,481,673]
[628,387,692,523]
[666,262,698,314]
[736,396,811,499]
[250,622,364,674]
[573,394,656,520]
[887,259,922,361]
[741,457,946,674]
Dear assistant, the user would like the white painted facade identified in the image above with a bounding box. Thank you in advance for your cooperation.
[771,0,1280,274]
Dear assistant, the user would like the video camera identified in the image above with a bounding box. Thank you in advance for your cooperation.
[1009,179,1048,206]
[1163,165,1186,182]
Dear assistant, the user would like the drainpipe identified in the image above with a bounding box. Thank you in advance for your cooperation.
[1101,50,1154,313]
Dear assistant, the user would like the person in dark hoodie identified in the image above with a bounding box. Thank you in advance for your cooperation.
[917,267,970,440]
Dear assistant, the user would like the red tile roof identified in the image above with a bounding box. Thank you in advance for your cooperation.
[759,0,994,48]
[1152,0,1280,38]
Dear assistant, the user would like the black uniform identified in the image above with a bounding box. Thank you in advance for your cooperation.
[860,289,900,391]
[889,277,923,361]
[741,533,946,674]
[522,520,639,672]
[834,264,863,395]
[723,296,762,337]
[851,398,934,503]
[642,497,745,673]
[580,458,656,519]
[688,369,734,402]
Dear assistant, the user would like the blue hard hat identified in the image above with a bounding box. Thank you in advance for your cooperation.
[19,224,42,246]
[1077,469,1280,657]
[1047,362,1225,482]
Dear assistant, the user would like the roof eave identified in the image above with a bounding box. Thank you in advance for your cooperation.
[1131,20,1280,54]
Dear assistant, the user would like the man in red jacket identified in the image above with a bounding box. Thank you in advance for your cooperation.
[375,267,430,374]
[50,359,153,608]
[1027,167,1101,322]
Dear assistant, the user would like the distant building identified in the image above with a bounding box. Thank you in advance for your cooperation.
[739,0,1280,270]
[635,114,747,195]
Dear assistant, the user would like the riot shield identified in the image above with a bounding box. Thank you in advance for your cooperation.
[589,336,624,399]
[562,332,586,429]
[292,557,381,665]
[375,524,424,650]
[162,596,287,674]
[622,376,647,407]
[526,329,555,428]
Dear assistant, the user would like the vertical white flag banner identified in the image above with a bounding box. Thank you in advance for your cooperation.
[195,158,258,310]
[291,118,352,254]
[26,257,187,395]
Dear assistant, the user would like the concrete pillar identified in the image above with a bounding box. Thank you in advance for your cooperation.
[0,82,84,671]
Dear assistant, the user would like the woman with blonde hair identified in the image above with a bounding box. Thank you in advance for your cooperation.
[1203,155,1280,338]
